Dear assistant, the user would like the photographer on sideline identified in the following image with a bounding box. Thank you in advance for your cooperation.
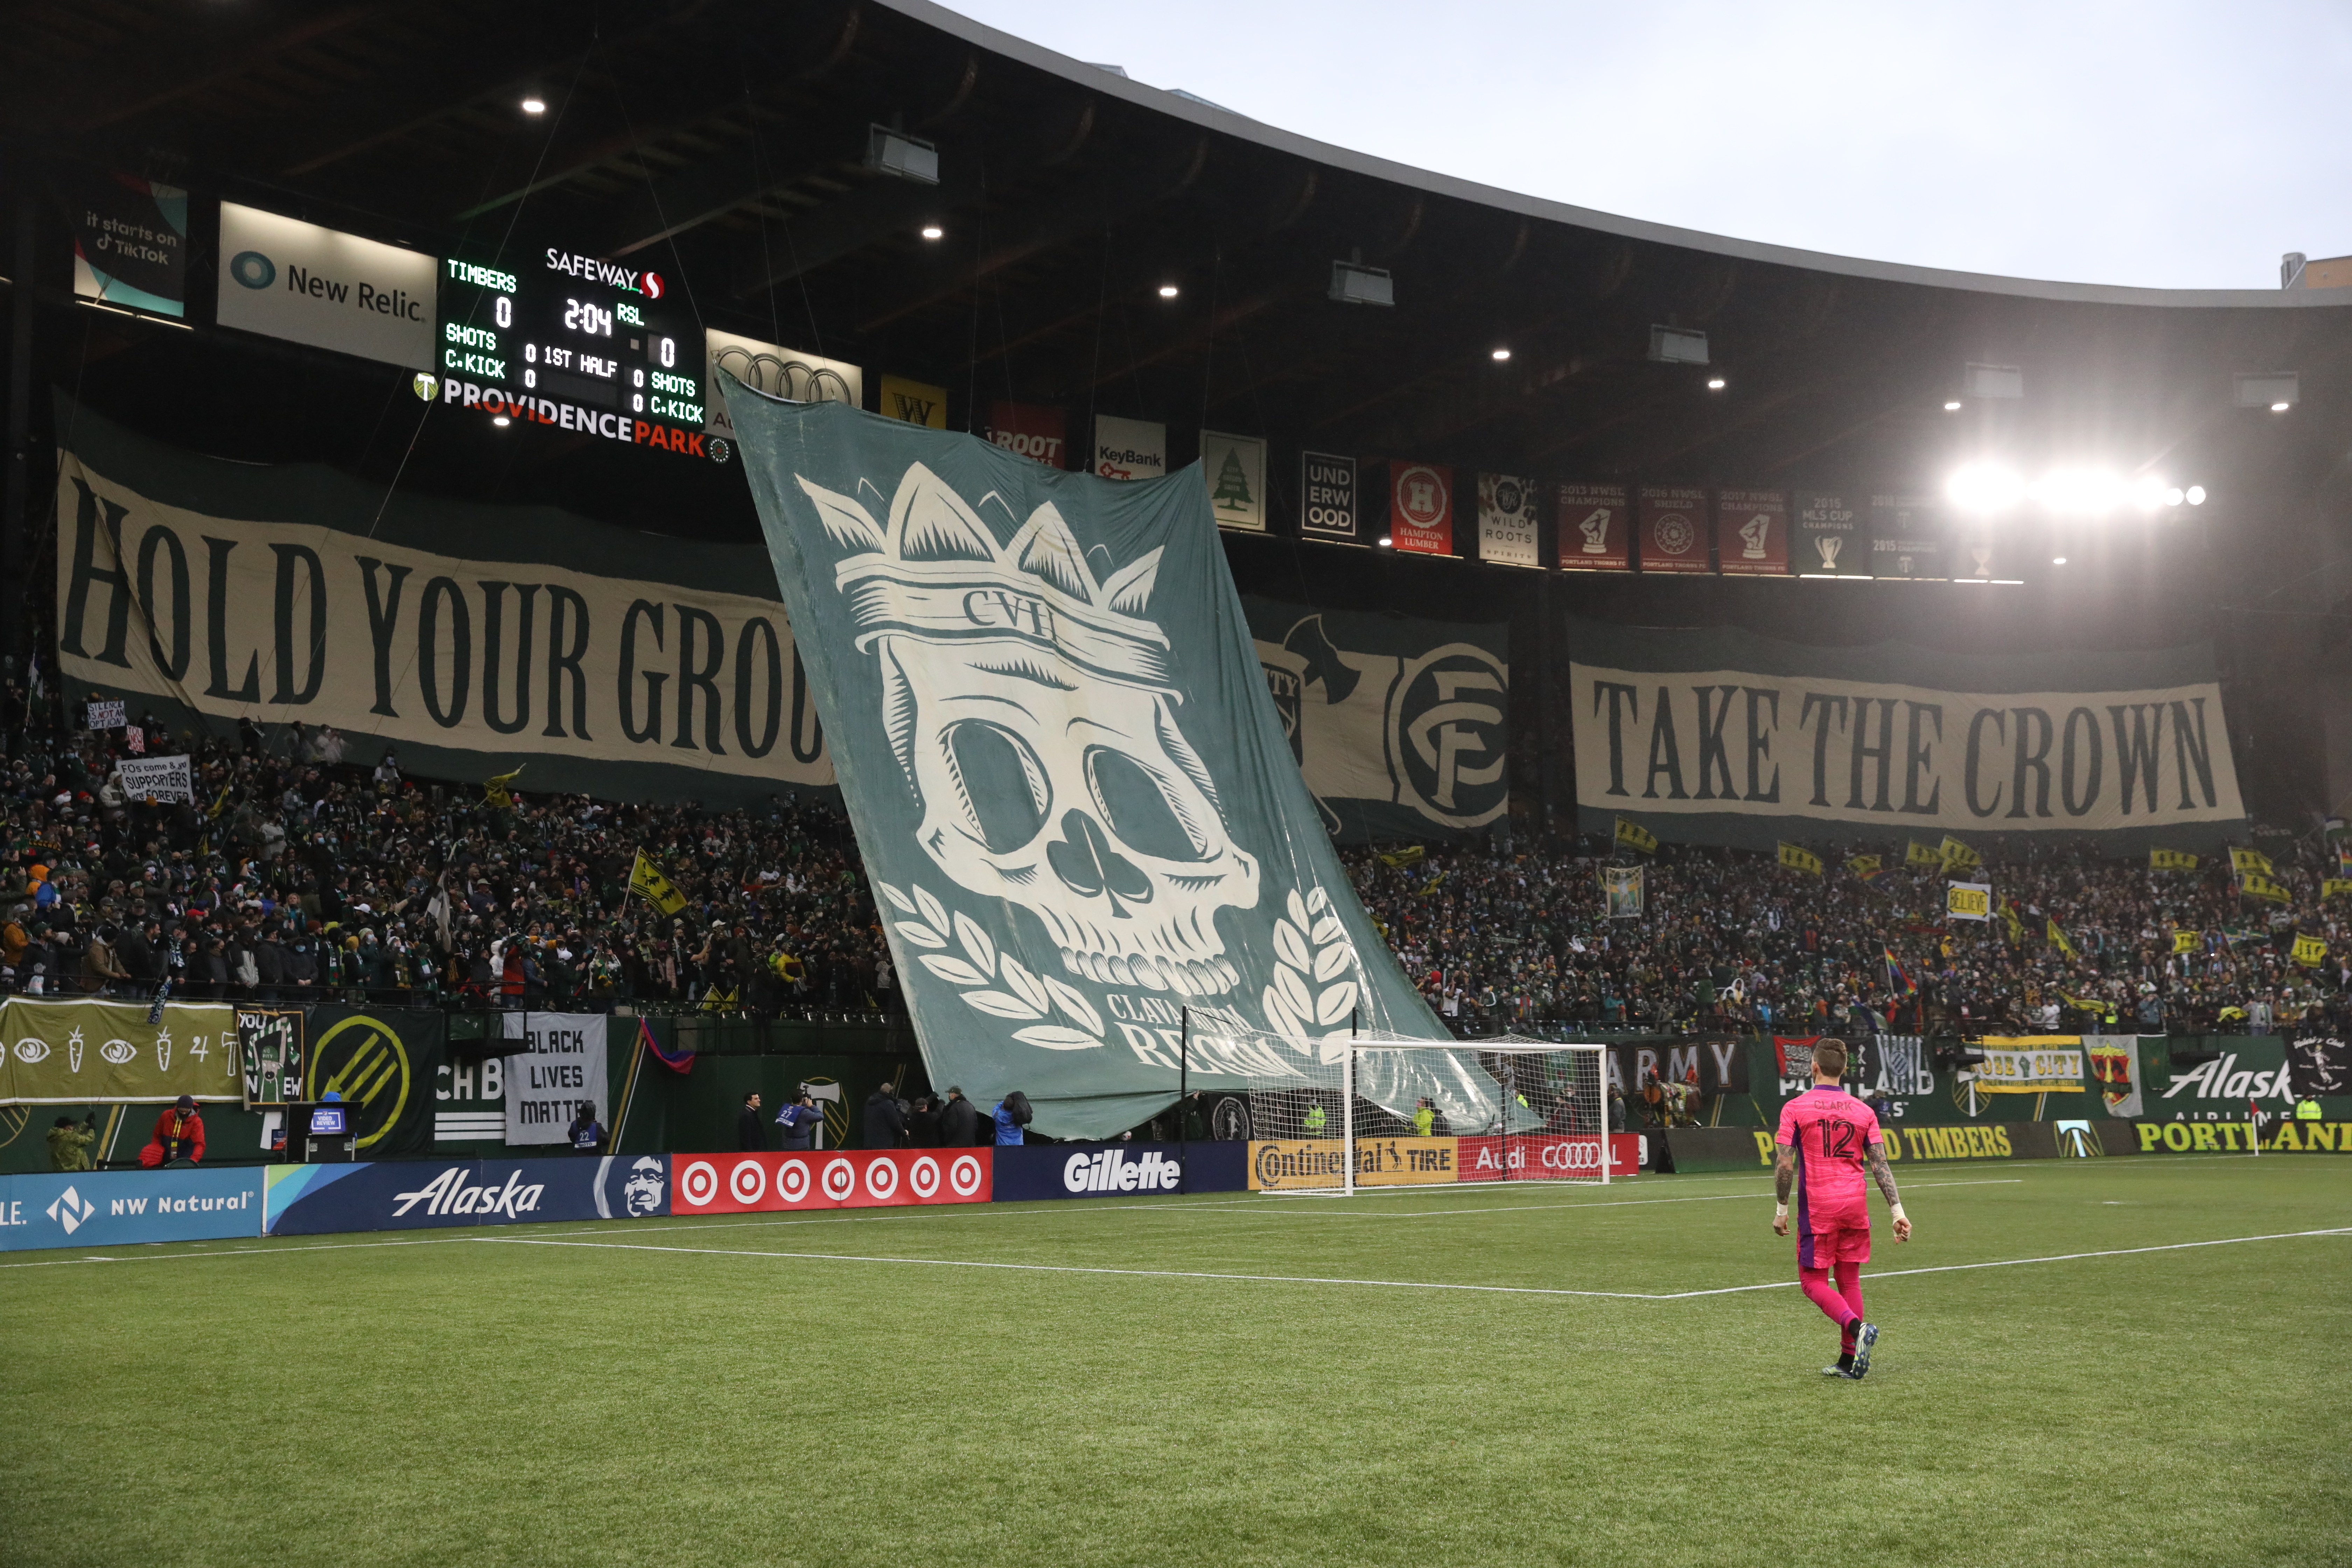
[775,1089,824,1150]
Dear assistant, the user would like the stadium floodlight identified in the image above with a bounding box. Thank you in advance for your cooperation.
[1648,324,1709,365]
[1706,377,1727,391]
[2234,371,2298,410]
[2028,468,2127,516]
[2164,486,2185,507]
[2186,485,2207,505]
[1377,535,1394,547]
[919,225,944,240]
[1491,347,1512,362]
[1330,260,1395,306]
[1230,1029,1612,1196]
[492,415,511,427]
[1946,463,2022,513]
[1157,284,1180,299]
[2052,555,2067,565]
[520,97,546,115]
[1963,362,2024,400]
[1943,400,1963,412]
[866,125,940,184]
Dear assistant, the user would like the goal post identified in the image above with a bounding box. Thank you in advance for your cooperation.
[1228,1028,1614,1195]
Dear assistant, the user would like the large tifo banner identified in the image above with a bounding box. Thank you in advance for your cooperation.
[0,999,242,1104]
[51,396,832,807]
[728,394,1450,1139]
[1243,597,1509,842]
[1569,620,2245,850]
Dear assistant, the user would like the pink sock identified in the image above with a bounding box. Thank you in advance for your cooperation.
[1836,1261,1865,1351]
[1800,1267,1853,1334]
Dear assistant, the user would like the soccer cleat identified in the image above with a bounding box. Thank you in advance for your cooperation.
[1821,1364,1853,1378]
[1848,1322,1879,1379]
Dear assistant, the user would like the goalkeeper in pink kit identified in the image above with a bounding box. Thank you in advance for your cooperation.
[1771,1038,1912,1378]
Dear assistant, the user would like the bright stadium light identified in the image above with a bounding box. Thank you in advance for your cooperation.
[2186,485,2207,505]
[1946,463,2022,512]
[920,225,944,240]
[492,415,511,427]
[1491,347,1512,362]
[1706,377,1727,390]
[2028,468,2127,515]
[520,98,547,115]
[1943,400,1963,412]
[1157,283,1180,299]
[2052,555,2067,565]
[1377,536,1394,548]
[2271,401,2291,413]
[2164,486,2185,507]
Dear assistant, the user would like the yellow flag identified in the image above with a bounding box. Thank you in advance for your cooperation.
[2172,928,2198,954]
[1939,835,1981,871]
[2240,873,2292,905]
[483,765,524,807]
[1905,840,1944,867]
[2293,933,2328,967]
[1377,845,1427,869]
[2323,878,2352,900]
[1614,817,1658,854]
[1846,854,1884,882]
[2150,848,2198,871]
[1778,842,1824,875]
[629,850,689,916]
[2047,917,2078,958]
[2001,900,2026,944]
[2231,847,2273,877]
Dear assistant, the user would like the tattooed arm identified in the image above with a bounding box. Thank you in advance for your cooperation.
[1868,1138,1913,1241]
[1771,1141,1795,1235]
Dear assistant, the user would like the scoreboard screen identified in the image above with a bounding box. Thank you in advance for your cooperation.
[433,247,721,461]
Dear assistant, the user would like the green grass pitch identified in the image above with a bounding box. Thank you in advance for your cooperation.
[4,1156,2346,1567]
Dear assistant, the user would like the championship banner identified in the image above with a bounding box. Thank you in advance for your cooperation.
[1794,492,1863,577]
[0,999,240,1104]
[1716,490,1788,576]
[1387,462,1454,555]
[983,402,1071,470]
[1476,473,1540,567]
[727,395,1451,1138]
[1245,598,1508,841]
[502,1013,607,1145]
[1868,493,1944,580]
[1299,451,1359,542]
[1568,618,2246,848]
[1202,431,1268,532]
[1556,483,1630,571]
[1636,486,1711,574]
[115,754,191,802]
[1970,1037,2087,1093]
[52,397,831,807]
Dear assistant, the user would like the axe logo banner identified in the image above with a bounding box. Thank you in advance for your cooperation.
[1247,598,1509,842]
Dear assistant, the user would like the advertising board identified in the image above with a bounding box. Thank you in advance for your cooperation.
[264,1154,668,1235]
[671,1149,989,1214]
[990,1141,1246,1200]
[0,1167,264,1251]
[1249,1134,1638,1190]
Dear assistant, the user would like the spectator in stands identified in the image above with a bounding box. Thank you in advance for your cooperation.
[48,1113,96,1171]
[775,1091,823,1150]
[138,1095,205,1167]
[80,926,130,995]
[737,1091,766,1151]
[938,1086,979,1147]
[862,1083,906,1148]
[993,1090,1031,1146]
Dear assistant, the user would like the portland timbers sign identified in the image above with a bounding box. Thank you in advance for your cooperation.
[729,392,1446,1137]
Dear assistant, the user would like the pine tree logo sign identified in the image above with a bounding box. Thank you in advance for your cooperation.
[1202,431,1267,532]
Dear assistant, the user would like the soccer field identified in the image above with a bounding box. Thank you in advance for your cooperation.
[5,1157,2347,1568]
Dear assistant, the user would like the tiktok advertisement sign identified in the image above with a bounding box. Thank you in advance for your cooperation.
[503,1013,607,1145]
[725,393,1452,1139]
[1245,598,1509,843]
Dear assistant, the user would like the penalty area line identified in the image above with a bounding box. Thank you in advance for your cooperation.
[472,1225,2352,1301]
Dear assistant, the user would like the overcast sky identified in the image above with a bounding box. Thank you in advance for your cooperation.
[939,0,2352,291]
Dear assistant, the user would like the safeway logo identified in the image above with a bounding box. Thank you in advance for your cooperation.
[46,1186,97,1235]
[391,1167,547,1219]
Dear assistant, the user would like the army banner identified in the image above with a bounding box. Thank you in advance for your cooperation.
[0,999,242,1104]
[1245,599,1509,842]
[1568,618,2246,849]
[52,396,831,807]
[726,393,1451,1139]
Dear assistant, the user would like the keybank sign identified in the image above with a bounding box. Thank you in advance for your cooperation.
[216,202,435,371]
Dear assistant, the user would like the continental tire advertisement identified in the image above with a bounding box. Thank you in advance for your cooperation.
[1247,1134,1637,1190]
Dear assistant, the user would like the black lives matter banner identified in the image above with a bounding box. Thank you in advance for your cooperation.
[52,396,831,806]
[1569,620,2245,851]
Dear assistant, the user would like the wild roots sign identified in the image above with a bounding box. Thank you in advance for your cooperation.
[728,394,1446,1137]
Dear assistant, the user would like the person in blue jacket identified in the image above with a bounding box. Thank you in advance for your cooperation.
[775,1090,824,1150]
[993,1090,1032,1145]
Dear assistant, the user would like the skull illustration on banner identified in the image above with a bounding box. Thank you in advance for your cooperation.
[730,395,1450,1137]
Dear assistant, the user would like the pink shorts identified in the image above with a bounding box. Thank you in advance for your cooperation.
[1798,1225,1870,1269]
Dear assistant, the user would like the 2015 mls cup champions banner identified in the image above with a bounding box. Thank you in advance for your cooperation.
[728,392,1449,1139]
[1568,620,2247,852]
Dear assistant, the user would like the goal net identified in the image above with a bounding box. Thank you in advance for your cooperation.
[1213,1027,1611,1195]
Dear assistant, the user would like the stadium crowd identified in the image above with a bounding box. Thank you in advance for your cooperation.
[2,671,2344,1037]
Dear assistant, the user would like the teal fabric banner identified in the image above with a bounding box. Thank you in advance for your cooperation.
[729,395,1449,1136]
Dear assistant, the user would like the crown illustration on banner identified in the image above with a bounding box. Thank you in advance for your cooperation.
[794,464,1173,693]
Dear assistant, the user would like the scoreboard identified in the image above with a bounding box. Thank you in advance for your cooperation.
[431,246,722,461]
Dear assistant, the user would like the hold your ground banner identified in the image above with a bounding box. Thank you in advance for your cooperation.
[1570,619,2246,852]
[51,395,832,807]
[727,392,1451,1139]
[1244,597,1508,843]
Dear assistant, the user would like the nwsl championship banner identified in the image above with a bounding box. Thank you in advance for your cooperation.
[51,396,832,807]
[1244,598,1508,843]
[1569,620,2246,850]
[727,392,1451,1140]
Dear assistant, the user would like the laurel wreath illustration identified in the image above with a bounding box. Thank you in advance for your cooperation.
[876,880,1107,1050]
[878,880,1361,1059]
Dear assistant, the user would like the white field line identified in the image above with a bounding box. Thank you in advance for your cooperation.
[471,1224,2352,1301]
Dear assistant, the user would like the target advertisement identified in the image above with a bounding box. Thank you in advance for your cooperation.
[1637,486,1712,574]
[672,1148,992,1213]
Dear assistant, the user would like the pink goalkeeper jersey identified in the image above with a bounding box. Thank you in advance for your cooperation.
[1777,1087,1882,1233]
